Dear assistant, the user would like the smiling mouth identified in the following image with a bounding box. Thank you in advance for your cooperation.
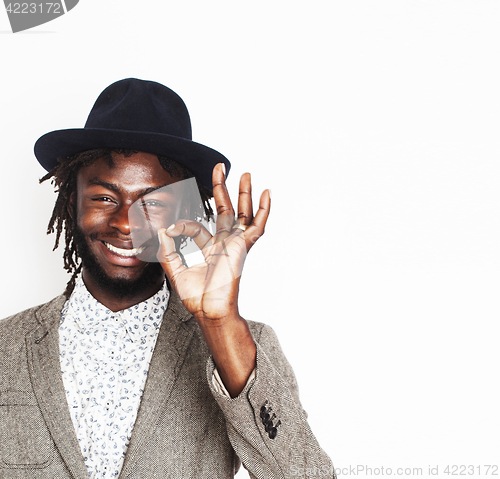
[103,242,146,257]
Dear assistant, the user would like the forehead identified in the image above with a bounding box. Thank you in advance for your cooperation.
[77,151,179,192]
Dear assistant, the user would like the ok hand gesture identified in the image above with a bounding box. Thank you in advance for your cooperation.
[157,163,271,324]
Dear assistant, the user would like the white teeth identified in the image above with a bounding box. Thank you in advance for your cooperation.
[104,242,145,257]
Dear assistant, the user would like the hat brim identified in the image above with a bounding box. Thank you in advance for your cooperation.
[34,128,231,194]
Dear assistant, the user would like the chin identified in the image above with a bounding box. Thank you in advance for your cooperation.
[90,264,165,299]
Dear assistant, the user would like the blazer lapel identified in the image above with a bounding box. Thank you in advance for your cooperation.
[118,291,195,479]
[26,295,89,479]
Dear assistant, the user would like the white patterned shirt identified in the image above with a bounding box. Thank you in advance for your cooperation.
[59,276,169,479]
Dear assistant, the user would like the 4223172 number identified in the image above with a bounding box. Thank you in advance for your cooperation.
[5,2,62,14]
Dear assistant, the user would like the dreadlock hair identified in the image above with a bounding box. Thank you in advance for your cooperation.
[40,148,214,297]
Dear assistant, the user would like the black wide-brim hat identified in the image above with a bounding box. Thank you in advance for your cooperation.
[34,78,230,193]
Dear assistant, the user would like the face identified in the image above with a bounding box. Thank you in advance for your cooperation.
[73,151,185,297]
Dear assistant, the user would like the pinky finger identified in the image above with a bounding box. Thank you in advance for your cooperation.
[245,189,271,251]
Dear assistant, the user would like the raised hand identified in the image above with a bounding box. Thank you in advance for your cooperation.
[157,163,271,323]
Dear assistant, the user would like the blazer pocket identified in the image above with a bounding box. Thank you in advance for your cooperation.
[0,392,54,469]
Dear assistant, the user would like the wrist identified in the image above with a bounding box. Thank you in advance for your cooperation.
[193,310,242,327]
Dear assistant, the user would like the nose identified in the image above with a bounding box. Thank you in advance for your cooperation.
[108,204,132,235]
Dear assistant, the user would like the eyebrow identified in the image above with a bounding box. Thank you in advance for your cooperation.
[87,177,174,197]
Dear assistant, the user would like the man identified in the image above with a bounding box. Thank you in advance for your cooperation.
[0,78,334,478]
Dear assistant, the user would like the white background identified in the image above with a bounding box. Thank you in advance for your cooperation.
[1,1,499,478]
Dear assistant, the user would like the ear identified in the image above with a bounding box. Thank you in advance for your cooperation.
[67,191,76,221]
[175,182,192,221]
[182,198,192,221]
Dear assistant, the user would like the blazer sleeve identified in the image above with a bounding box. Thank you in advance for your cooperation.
[206,322,335,479]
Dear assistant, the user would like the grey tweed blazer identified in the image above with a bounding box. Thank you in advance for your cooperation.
[0,290,334,478]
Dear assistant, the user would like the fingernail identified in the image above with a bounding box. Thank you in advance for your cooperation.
[166,224,175,232]
[221,162,226,176]
[157,229,164,245]
[268,189,272,199]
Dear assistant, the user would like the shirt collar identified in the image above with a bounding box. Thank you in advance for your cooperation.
[61,275,170,340]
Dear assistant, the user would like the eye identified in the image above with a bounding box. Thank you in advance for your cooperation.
[93,196,116,203]
[143,200,163,207]
[139,198,172,209]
